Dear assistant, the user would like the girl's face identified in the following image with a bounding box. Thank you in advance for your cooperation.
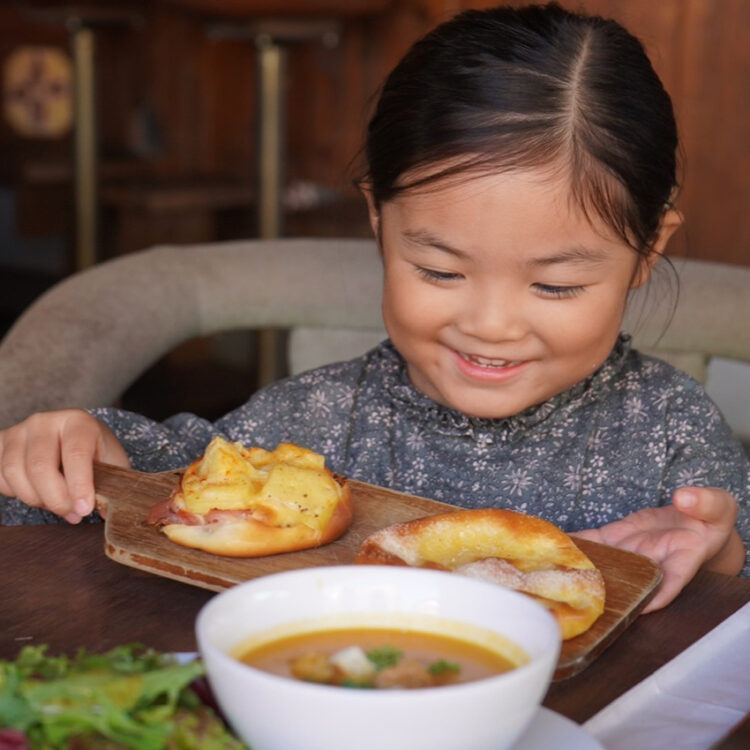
[371,168,678,419]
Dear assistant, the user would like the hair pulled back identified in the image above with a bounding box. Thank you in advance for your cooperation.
[364,2,678,255]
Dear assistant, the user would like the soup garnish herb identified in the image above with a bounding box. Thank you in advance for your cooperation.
[428,660,460,676]
[366,646,403,671]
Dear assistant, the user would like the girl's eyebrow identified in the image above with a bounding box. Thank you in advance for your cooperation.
[402,230,609,266]
[402,229,470,259]
[526,247,610,267]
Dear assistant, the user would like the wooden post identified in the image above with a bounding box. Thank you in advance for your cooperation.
[256,38,285,386]
[72,24,97,270]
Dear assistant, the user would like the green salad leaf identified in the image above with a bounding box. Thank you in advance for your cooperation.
[0,644,245,749]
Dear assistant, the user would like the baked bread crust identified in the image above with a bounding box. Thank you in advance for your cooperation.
[355,508,605,639]
[149,437,353,557]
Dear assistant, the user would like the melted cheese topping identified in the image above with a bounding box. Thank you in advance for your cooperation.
[394,515,595,573]
[177,437,342,532]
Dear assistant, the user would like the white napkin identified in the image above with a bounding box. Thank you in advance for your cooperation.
[584,601,750,750]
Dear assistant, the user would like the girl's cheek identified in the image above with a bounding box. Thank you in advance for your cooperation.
[531,291,626,341]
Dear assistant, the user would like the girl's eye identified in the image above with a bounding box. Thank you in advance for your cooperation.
[415,266,462,282]
[534,283,585,299]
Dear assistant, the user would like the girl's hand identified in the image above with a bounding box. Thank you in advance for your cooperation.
[573,488,744,613]
[0,409,130,524]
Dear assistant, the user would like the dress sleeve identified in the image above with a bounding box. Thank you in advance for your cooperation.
[90,406,218,472]
[90,375,316,474]
[661,377,750,577]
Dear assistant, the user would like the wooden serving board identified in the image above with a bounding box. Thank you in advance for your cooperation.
[94,462,662,680]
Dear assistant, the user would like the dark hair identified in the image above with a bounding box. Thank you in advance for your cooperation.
[363,2,678,257]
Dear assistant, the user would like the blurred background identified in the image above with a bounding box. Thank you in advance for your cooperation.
[1,0,748,425]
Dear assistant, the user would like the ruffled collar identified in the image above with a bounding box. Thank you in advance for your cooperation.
[378,335,632,442]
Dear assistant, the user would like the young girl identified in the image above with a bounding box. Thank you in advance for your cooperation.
[1,3,747,611]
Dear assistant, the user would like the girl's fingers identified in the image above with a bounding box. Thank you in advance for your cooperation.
[641,547,702,613]
[0,410,118,521]
[673,487,737,528]
[577,518,643,548]
[0,433,9,498]
[60,416,101,518]
[24,428,76,520]
[95,423,131,470]
[0,430,41,507]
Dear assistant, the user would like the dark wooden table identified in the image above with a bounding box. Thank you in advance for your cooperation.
[2,525,748,732]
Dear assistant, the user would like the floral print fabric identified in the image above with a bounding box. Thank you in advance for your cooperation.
[3,335,748,576]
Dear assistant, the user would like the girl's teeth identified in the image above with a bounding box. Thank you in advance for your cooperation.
[462,353,517,368]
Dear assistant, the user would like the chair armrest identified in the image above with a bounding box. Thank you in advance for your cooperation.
[626,258,750,365]
[0,237,381,429]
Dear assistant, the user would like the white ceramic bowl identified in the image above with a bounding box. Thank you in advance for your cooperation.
[196,565,561,750]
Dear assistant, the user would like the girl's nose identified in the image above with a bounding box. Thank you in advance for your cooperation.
[458,287,527,343]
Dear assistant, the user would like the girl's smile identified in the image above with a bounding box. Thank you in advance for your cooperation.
[452,351,530,382]
[371,168,676,420]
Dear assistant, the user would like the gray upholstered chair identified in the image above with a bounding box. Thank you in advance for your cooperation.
[623,257,750,385]
[1,239,749,437]
[0,238,383,430]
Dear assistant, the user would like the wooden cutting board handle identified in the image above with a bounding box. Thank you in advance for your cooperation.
[94,460,182,516]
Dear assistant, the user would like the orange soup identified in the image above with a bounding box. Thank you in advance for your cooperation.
[237,627,518,689]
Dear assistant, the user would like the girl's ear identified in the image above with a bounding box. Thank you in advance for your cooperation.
[631,208,683,288]
[361,183,382,244]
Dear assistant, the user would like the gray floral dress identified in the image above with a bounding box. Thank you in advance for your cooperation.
[3,335,749,576]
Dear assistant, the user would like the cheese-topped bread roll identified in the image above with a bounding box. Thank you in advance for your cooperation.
[355,508,605,639]
[148,436,353,557]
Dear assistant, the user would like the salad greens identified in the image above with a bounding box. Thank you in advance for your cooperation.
[0,644,245,749]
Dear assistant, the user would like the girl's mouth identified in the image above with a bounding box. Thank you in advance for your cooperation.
[453,350,529,381]
[458,352,522,369]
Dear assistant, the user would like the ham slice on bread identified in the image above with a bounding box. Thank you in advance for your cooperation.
[355,508,605,640]
[148,436,353,557]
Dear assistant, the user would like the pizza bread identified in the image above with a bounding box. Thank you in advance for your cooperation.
[148,436,353,557]
[355,508,605,640]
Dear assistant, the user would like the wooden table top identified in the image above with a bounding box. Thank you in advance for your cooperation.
[1,523,748,729]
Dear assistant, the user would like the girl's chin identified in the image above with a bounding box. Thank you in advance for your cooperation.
[406,360,550,418]
[447,401,533,420]
[427,389,541,420]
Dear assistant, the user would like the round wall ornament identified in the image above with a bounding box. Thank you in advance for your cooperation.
[3,46,73,138]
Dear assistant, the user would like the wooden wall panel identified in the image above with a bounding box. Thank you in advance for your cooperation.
[144,7,223,176]
[677,0,750,266]
[289,0,749,265]
[195,35,256,178]
[287,34,365,192]
[2,0,747,265]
